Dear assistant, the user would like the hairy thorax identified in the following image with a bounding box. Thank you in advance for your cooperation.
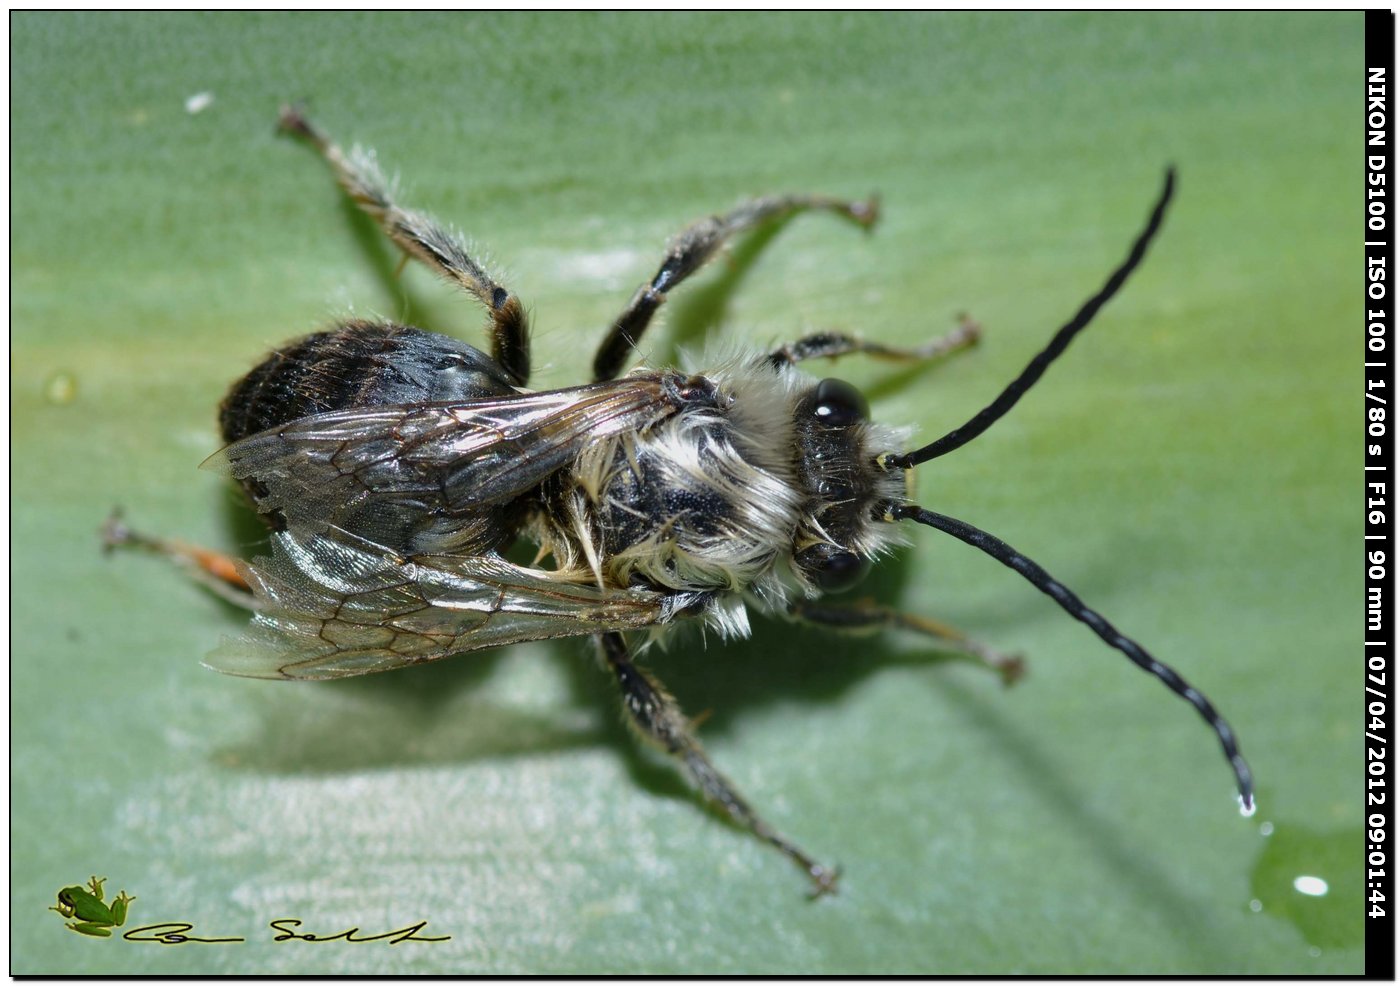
[536,361,808,607]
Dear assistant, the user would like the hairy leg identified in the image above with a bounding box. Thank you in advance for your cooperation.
[101,510,260,611]
[788,597,1024,687]
[595,193,878,381]
[766,313,981,369]
[598,632,840,896]
[278,106,531,385]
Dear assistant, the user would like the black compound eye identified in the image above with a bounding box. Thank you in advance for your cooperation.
[811,378,869,426]
[795,543,871,594]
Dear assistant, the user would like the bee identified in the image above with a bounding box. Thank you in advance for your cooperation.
[105,107,1253,897]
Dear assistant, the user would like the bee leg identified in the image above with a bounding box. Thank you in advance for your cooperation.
[766,313,982,368]
[595,193,880,381]
[277,105,531,386]
[788,598,1025,687]
[597,632,840,897]
[101,509,261,611]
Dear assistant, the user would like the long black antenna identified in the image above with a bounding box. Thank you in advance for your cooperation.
[889,169,1175,470]
[888,502,1254,812]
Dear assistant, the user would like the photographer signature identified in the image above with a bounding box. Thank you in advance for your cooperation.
[122,919,450,945]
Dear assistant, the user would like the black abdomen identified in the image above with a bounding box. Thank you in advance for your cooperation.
[219,320,517,444]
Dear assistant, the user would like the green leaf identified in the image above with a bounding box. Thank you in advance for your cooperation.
[13,11,1362,974]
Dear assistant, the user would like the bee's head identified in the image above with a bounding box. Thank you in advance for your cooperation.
[788,377,907,594]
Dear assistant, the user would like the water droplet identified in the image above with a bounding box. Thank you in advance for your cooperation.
[44,371,77,404]
[1259,821,1274,837]
[1309,947,1322,958]
[1239,795,1257,818]
[185,91,214,115]
[1293,875,1328,897]
[1247,819,1362,949]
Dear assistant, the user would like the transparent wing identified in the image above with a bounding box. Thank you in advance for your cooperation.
[208,531,686,680]
[202,374,682,556]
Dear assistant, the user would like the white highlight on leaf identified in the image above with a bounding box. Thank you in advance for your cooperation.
[1292,875,1328,897]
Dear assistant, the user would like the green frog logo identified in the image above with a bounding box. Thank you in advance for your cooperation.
[49,876,135,938]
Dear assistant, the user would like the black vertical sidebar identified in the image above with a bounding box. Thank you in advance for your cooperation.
[1365,9,1395,981]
